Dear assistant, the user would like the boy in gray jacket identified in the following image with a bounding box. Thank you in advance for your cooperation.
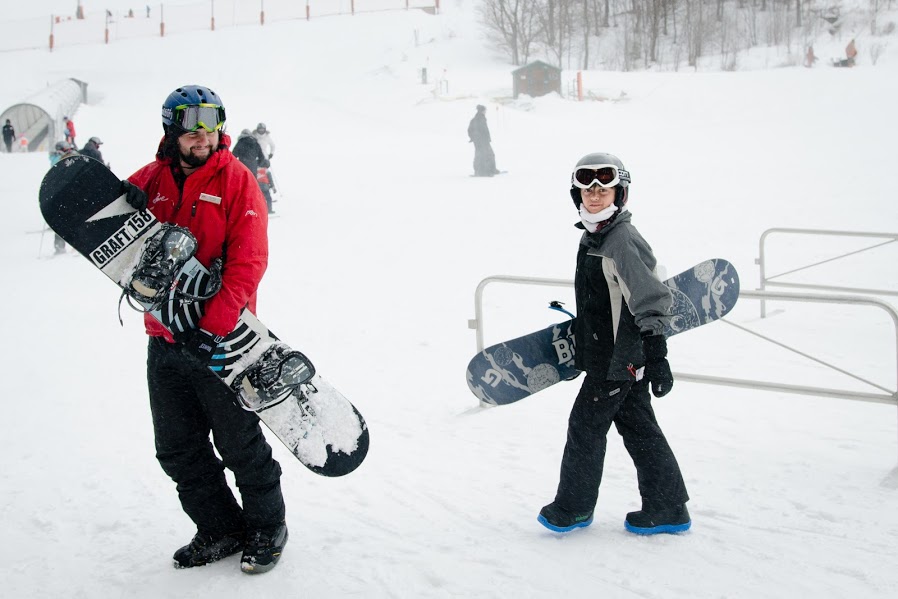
[538,152,691,535]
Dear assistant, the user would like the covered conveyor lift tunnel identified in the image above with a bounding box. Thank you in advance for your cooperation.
[0,79,87,152]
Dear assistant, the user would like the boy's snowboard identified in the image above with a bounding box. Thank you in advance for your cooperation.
[39,155,368,477]
[466,259,740,405]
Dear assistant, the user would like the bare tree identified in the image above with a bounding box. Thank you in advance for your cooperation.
[480,0,544,66]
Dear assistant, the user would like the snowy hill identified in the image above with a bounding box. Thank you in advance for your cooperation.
[1,1,897,597]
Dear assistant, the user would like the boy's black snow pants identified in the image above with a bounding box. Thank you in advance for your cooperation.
[147,337,286,536]
[553,375,689,514]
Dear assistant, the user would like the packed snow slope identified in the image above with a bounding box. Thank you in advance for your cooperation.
[1,2,897,598]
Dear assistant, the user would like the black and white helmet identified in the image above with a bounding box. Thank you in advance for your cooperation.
[569,152,631,210]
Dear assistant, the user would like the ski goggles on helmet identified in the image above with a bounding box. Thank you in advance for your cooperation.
[172,103,226,132]
[572,164,630,189]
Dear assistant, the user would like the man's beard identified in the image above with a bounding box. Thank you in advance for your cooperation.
[180,146,212,168]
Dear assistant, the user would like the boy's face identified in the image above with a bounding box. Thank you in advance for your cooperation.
[580,185,615,214]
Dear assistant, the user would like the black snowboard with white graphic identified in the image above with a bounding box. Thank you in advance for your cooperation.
[466,259,740,405]
[39,155,368,477]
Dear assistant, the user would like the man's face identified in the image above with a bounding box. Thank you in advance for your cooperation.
[177,129,219,168]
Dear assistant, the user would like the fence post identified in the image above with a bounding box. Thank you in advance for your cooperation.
[49,15,54,52]
[160,4,165,37]
[306,2,310,21]
[261,0,265,25]
[104,11,110,44]
[211,0,215,31]
[577,71,583,101]
[352,0,355,15]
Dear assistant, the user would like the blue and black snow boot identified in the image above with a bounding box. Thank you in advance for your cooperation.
[624,504,691,535]
[537,502,594,533]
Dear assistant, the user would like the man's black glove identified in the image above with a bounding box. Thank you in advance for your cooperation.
[268,153,273,160]
[174,328,224,366]
[120,179,148,211]
[642,333,673,398]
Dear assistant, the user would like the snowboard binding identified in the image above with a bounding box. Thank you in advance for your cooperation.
[119,224,222,316]
[233,344,317,413]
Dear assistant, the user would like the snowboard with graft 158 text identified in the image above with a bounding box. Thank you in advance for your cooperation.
[39,155,368,477]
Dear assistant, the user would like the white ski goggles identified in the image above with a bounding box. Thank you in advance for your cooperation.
[572,164,630,189]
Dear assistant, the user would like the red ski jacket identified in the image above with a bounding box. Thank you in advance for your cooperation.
[128,134,269,341]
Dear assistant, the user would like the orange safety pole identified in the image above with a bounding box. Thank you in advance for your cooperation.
[49,15,54,52]
[211,0,215,31]
[306,3,310,20]
[105,12,110,44]
[160,4,165,37]
[577,71,583,101]
[352,0,355,15]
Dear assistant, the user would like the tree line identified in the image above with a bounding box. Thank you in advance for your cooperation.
[479,0,894,71]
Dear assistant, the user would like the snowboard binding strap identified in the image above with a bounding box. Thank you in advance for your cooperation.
[233,344,317,413]
[117,224,223,322]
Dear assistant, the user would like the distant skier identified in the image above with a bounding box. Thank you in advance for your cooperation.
[64,116,76,146]
[80,136,104,163]
[233,129,273,214]
[252,122,278,196]
[537,152,691,536]
[2,119,15,152]
[48,141,78,254]
[252,122,275,159]
[467,104,499,177]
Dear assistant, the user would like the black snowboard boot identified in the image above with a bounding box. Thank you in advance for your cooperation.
[537,502,594,533]
[241,522,289,574]
[173,530,245,569]
[624,503,691,535]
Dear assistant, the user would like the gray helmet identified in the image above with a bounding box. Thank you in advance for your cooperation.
[89,136,103,145]
[569,152,630,210]
[256,122,267,133]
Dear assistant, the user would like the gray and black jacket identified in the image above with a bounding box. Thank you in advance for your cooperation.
[573,210,672,380]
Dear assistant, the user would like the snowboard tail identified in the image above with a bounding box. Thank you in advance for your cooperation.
[39,156,368,476]
[466,259,740,405]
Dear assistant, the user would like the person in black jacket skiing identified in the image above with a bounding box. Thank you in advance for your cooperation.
[2,119,15,152]
[232,129,273,213]
[538,152,690,536]
[467,104,498,176]
[80,137,104,163]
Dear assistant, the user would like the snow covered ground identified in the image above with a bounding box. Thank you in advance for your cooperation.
[2,1,897,597]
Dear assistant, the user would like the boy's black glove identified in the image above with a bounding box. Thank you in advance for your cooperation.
[642,333,673,398]
[174,328,224,366]
[120,179,148,211]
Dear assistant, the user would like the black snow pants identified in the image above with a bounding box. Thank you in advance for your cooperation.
[147,337,285,535]
[553,375,689,514]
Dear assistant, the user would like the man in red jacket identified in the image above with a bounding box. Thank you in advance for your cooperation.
[122,85,287,574]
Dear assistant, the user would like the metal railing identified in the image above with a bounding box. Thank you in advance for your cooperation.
[469,276,898,407]
[757,228,898,317]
